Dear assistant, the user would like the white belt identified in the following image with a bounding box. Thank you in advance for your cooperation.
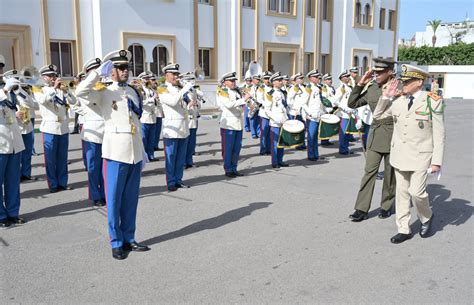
[104,125,133,133]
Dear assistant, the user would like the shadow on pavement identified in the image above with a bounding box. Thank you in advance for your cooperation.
[142,201,273,246]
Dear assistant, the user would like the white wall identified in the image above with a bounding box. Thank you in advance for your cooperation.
[198,4,214,48]
[47,0,75,40]
[0,0,45,68]
[427,65,474,99]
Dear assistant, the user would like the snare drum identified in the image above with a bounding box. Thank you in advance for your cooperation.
[278,119,305,148]
[319,114,340,140]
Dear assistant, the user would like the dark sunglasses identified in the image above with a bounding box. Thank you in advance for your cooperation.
[114,65,129,71]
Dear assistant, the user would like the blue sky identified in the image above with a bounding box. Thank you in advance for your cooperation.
[399,0,474,39]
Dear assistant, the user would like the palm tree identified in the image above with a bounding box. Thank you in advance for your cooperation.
[428,19,442,47]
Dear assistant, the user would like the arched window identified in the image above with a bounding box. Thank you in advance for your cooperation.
[362,56,368,74]
[364,4,371,25]
[128,44,145,77]
[151,45,169,76]
[353,56,359,70]
[355,1,361,24]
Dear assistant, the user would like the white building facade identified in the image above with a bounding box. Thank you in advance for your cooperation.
[414,19,474,47]
[1,0,400,107]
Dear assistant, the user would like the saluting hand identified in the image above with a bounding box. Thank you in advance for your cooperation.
[357,69,373,86]
[383,79,400,98]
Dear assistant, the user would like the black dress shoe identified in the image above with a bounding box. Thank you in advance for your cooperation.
[349,210,368,222]
[175,183,189,189]
[93,200,106,207]
[112,247,128,260]
[420,215,434,238]
[59,185,73,191]
[8,217,26,224]
[50,188,59,193]
[21,176,38,182]
[0,218,11,228]
[233,171,244,176]
[272,164,280,169]
[185,164,193,169]
[168,186,178,192]
[123,242,151,252]
[378,209,392,219]
[390,233,413,244]
[265,152,271,155]
[225,172,236,178]
[278,162,289,167]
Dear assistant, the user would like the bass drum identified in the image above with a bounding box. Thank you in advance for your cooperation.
[357,104,373,125]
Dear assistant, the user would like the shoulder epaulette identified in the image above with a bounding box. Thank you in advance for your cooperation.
[31,86,43,94]
[361,80,374,94]
[427,92,441,101]
[93,82,107,91]
[217,87,229,98]
[157,85,169,94]
[258,87,264,92]
[321,86,328,92]
[265,89,274,101]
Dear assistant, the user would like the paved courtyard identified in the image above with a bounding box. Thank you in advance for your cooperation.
[1,100,472,304]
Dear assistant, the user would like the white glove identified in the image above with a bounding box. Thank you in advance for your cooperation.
[180,83,193,95]
[96,60,113,77]
[3,78,20,91]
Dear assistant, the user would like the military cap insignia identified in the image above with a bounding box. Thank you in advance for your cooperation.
[119,50,127,57]
[49,65,54,70]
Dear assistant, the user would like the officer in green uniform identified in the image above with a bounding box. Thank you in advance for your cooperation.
[347,58,396,221]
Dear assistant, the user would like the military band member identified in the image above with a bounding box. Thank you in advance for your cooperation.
[216,72,249,177]
[301,69,325,161]
[158,63,193,192]
[3,70,36,181]
[375,65,445,243]
[76,49,149,259]
[267,72,289,168]
[36,65,74,193]
[74,58,106,206]
[349,66,360,88]
[241,76,252,133]
[257,71,272,155]
[248,75,261,139]
[334,70,356,155]
[150,74,164,152]
[138,71,157,161]
[348,57,396,221]
[321,73,336,146]
[183,73,202,169]
[287,72,309,150]
[0,77,26,227]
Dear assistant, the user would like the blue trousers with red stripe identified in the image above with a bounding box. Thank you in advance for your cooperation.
[0,152,21,220]
[141,123,156,161]
[20,132,33,177]
[43,133,69,190]
[186,127,198,166]
[164,137,188,188]
[220,128,242,174]
[244,106,251,132]
[103,159,142,249]
[154,118,163,150]
[306,119,320,159]
[249,114,260,138]
[339,118,351,154]
[260,117,271,154]
[84,141,105,201]
[270,126,284,166]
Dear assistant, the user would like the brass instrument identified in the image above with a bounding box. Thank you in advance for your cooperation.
[18,105,31,125]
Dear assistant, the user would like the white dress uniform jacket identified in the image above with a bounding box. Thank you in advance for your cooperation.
[75,71,144,164]
[333,83,354,119]
[15,88,35,134]
[216,86,246,130]
[71,87,105,144]
[257,84,272,119]
[301,83,325,122]
[287,83,310,117]
[36,86,74,135]
[140,86,157,124]
[374,90,445,171]
[267,89,288,128]
[158,82,190,139]
[0,90,25,154]
[187,88,202,129]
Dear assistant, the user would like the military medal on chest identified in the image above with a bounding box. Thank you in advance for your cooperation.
[112,100,118,110]
[418,121,424,129]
